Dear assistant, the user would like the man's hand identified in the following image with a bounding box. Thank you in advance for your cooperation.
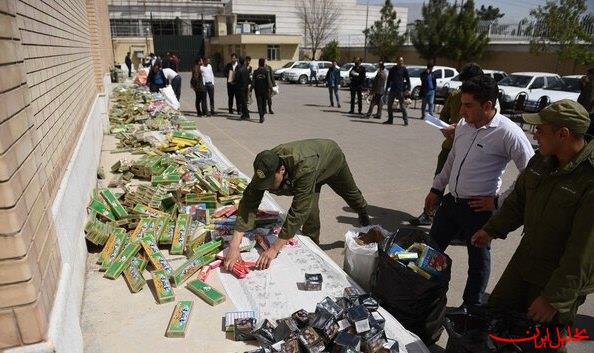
[224,245,242,271]
[255,238,288,270]
[528,296,558,323]
[424,191,440,214]
[441,124,457,140]
[471,229,493,247]
[469,196,497,212]
[224,230,245,271]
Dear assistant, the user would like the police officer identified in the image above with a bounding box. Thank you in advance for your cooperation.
[225,139,370,270]
[472,100,594,331]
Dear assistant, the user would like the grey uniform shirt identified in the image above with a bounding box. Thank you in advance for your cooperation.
[432,113,534,208]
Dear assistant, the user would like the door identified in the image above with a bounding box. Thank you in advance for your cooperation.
[153,35,204,72]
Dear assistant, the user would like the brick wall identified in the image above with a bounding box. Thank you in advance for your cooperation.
[0,0,112,349]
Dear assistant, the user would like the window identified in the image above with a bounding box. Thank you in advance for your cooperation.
[545,76,564,89]
[267,45,280,61]
[444,69,455,78]
[493,73,505,82]
[433,70,443,79]
[530,77,545,89]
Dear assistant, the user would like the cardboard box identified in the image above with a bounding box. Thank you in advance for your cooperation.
[152,270,175,304]
[123,257,146,293]
[104,241,141,279]
[171,214,190,255]
[186,279,225,305]
[171,254,215,287]
[165,301,193,338]
[101,189,129,219]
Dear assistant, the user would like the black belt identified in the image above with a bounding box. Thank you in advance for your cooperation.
[448,194,472,204]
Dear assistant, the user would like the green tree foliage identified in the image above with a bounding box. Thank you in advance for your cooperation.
[476,5,504,22]
[363,0,406,61]
[528,0,594,71]
[445,0,490,68]
[320,40,341,62]
[410,0,455,62]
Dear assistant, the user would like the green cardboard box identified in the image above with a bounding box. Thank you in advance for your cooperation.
[186,279,225,306]
[165,301,193,337]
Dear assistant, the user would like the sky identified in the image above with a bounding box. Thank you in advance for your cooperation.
[362,0,594,23]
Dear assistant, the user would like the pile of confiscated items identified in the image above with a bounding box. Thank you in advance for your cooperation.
[86,84,282,337]
[234,287,399,353]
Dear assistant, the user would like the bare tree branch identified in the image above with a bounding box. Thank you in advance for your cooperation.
[296,0,341,59]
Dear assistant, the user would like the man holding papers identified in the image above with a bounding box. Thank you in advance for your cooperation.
[423,75,534,310]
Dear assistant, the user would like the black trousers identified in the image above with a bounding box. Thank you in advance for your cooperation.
[429,194,492,306]
[255,91,267,118]
[350,87,362,113]
[126,64,131,77]
[205,82,215,113]
[171,75,181,101]
[237,86,249,119]
[265,91,273,112]
[195,90,207,116]
[227,83,239,113]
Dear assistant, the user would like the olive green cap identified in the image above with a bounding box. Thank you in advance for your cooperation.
[523,99,590,134]
[251,150,280,190]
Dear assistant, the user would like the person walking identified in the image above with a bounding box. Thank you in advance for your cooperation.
[201,57,216,115]
[162,66,181,101]
[265,62,276,114]
[253,58,270,123]
[420,61,437,119]
[190,58,207,117]
[364,60,387,119]
[309,61,318,85]
[326,61,341,108]
[125,52,132,78]
[235,57,251,120]
[224,53,240,114]
[224,139,370,270]
[383,56,411,125]
[147,59,166,93]
[348,58,366,114]
[424,75,534,310]
[472,100,594,342]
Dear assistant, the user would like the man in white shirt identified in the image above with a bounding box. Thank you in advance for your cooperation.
[201,57,215,115]
[424,75,534,309]
[162,67,181,101]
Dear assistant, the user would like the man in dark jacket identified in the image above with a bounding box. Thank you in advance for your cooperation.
[253,58,270,123]
[326,61,341,108]
[348,58,367,114]
[235,57,251,120]
[225,139,370,270]
[125,52,132,78]
[224,53,240,114]
[365,60,387,119]
[420,61,437,119]
[577,68,594,136]
[383,56,411,125]
[265,63,276,114]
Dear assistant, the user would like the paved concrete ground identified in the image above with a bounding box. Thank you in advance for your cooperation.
[177,73,594,352]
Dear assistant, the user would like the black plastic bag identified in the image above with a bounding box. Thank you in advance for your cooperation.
[371,228,452,345]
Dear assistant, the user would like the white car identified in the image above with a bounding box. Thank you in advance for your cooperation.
[523,75,581,112]
[405,65,459,99]
[284,61,332,84]
[498,72,580,111]
[441,70,508,96]
[336,63,377,87]
[274,61,299,80]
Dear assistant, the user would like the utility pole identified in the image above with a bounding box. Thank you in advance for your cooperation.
[364,0,369,61]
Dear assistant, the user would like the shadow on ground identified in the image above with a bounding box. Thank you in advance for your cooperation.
[337,204,427,233]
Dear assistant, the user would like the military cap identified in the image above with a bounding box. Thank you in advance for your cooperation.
[251,150,280,190]
[523,99,590,134]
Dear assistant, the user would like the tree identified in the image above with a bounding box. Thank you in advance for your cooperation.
[527,0,594,72]
[320,40,340,62]
[445,0,489,68]
[410,0,455,62]
[363,0,407,61]
[296,0,341,60]
[476,5,504,22]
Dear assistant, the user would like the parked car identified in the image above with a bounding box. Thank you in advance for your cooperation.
[284,61,332,84]
[402,65,458,99]
[561,75,583,93]
[523,75,581,112]
[335,63,377,87]
[498,72,579,111]
[440,69,508,97]
[273,61,299,80]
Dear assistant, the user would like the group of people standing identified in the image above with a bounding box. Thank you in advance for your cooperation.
[190,57,216,116]
[224,53,276,123]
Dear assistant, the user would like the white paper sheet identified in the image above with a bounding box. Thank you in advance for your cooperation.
[424,114,451,129]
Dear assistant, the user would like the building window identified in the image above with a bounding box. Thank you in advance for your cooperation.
[267,45,280,61]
